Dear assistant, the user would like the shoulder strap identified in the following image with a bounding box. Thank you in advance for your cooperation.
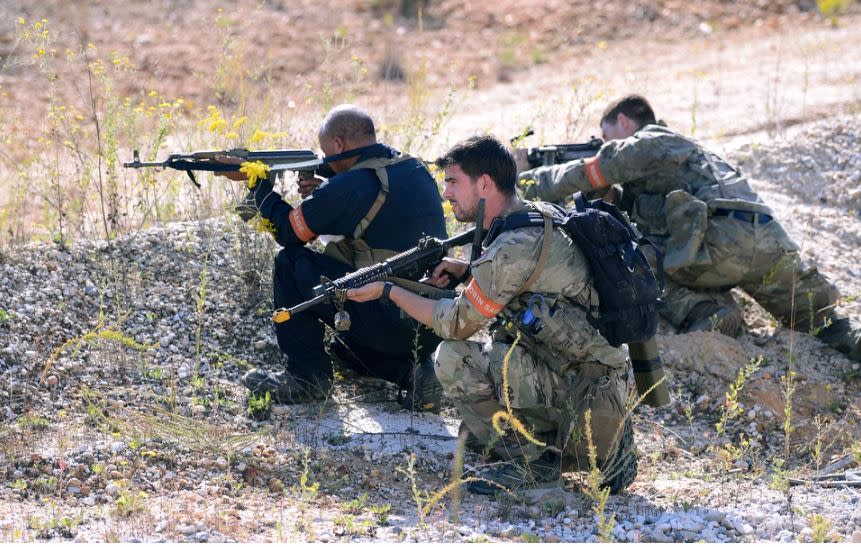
[348,153,415,240]
[482,204,557,295]
[519,214,553,294]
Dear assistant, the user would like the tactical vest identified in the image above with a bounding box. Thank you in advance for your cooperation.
[618,126,772,273]
[322,153,421,269]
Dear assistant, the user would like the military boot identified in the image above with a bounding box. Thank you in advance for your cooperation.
[466,451,562,495]
[398,356,444,413]
[241,368,332,406]
[458,421,486,454]
[680,301,743,337]
[816,316,861,362]
[598,415,638,495]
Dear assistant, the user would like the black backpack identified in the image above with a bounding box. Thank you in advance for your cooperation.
[488,193,662,347]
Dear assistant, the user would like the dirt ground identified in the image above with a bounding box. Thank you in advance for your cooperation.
[2,0,861,543]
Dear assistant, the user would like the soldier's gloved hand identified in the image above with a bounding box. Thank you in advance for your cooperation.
[429,258,469,288]
[297,171,324,199]
[234,191,258,223]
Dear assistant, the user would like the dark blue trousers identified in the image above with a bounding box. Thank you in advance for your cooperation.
[273,246,442,387]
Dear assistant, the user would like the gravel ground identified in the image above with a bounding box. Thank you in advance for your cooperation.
[1,118,861,542]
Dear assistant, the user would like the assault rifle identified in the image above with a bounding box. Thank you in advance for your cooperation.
[123,148,329,188]
[271,228,475,329]
[522,136,604,169]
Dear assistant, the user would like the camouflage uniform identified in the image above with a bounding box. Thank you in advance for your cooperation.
[430,199,631,469]
[520,125,840,332]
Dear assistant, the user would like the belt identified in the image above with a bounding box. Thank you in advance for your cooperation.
[712,208,772,224]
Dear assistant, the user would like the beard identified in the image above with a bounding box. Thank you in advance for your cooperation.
[451,202,477,223]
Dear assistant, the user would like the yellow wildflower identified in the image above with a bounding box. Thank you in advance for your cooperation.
[240,161,270,189]
[226,131,238,140]
[251,217,277,237]
[18,17,25,25]
[209,118,227,133]
[232,116,248,129]
[149,90,158,97]
[249,129,269,144]
[442,201,453,217]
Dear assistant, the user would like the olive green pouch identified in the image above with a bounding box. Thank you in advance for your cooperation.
[664,189,712,273]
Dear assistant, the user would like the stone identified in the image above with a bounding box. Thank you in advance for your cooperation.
[703,510,725,522]
[851,530,861,543]
[176,524,196,535]
[268,478,284,493]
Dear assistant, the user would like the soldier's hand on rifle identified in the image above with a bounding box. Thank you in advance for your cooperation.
[346,281,385,303]
[212,155,246,181]
[429,258,469,288]
[297,171,324,198]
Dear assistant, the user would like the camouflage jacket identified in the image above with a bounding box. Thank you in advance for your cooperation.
[519,125,766,237]
[430,199,626,368]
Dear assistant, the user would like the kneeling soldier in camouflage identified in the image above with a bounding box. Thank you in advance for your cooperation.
[347,135,637,495]
[518,95,860,362]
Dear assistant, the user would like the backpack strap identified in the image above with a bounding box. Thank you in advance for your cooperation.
[519,214,553,294]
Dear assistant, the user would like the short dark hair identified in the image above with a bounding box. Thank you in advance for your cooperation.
[435,134,516,196]
[600,95,657,129]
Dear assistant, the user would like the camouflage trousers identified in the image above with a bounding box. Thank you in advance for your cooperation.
[434,339,630,470]
[662,215,839,332]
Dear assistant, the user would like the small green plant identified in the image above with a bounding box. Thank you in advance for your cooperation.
[582,410,615,543]
[17,413,49,430]
[782,370,797,458]
[11,478,27,491]
[520,533,542,543]
[113,487,148,517]
[769,457,789,493]
[298,448,320,498]
[333,514,374,536]
[543,499,566,517]
[146,366,164,380]
[716,356,762,435]
[398,453,429,523]
[0,309,11,322]
[246,390,272,419]
[343,493,368,514]
[809,513,834,542]
[190,375,205,390]
[817,0,853,25]
[369,503,391,525]
[812,415,825,472]
[851,441,861,465]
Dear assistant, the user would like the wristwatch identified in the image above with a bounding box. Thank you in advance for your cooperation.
[381,281,395,304]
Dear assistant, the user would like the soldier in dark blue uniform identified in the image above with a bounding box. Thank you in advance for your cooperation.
[225,105,448,409]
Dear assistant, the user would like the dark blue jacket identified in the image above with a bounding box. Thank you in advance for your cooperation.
[250,143,447,251]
